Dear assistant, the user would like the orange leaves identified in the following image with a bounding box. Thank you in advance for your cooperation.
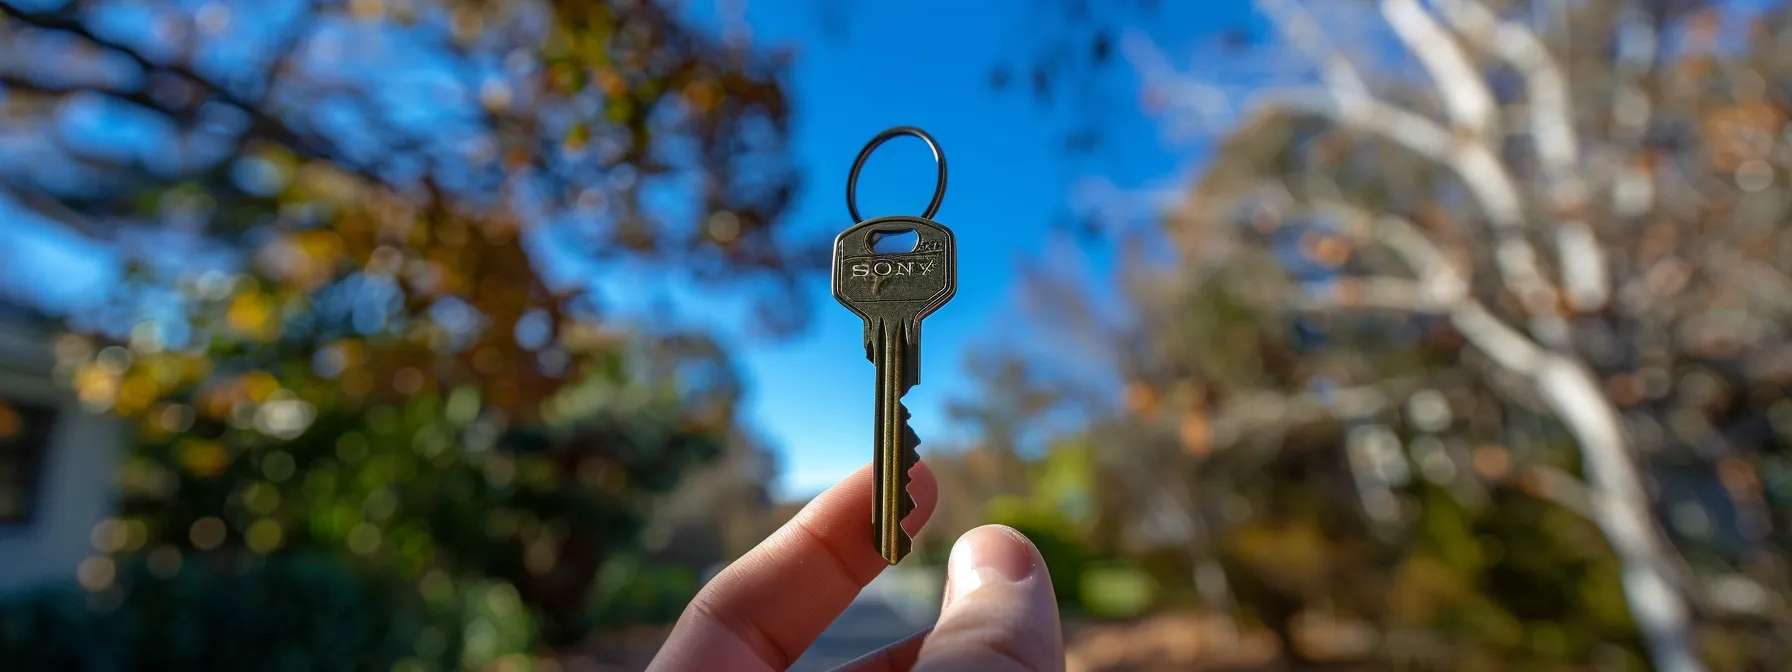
[681,77,723,113]
[1124,381,1159,417]
[1471,444,1513,481]
[1124,379,1215,457]
[594,67,627,98]
[1299,230,1352,269]
[1702,101,1782,171]
[1179,411,1213,459]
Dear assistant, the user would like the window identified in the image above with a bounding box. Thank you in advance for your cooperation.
[0,398,56,525]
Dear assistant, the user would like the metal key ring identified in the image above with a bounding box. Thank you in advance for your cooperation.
[845,126,948,224]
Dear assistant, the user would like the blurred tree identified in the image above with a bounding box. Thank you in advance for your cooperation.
[0,0,806,333]
[919,351,1069,559]
[0,0,802,665]
[955,0,1792,670]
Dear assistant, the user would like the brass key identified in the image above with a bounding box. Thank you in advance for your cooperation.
[833,126,957,565]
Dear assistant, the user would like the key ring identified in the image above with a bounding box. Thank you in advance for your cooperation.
[845,126,948,224]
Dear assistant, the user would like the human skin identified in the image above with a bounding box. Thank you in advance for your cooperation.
[645,461,1064,672]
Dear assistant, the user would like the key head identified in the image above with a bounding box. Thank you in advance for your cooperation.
[832,215,957,325]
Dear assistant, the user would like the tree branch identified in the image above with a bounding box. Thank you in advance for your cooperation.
[1433,0,1611,311]
[1252,192,1700,672]
[0,2,350,166]
[1252,0,1571,350]
[1381,0,1496,137]
[1209,376,1424,449]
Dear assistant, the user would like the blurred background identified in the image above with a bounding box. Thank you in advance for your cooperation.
[1,0,1790,669]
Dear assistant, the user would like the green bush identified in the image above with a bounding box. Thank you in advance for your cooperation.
[581,552,701,630]
[1078,562,1159,620]
[0,553,527,671]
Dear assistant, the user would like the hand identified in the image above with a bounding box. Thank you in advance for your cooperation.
[646,461,1064,672]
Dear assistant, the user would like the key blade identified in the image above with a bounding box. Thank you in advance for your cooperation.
[872,318,921,565]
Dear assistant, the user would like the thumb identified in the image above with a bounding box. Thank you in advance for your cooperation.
[913,525,1064,672]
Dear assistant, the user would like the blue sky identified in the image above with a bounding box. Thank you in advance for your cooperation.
[699,0,1259,499]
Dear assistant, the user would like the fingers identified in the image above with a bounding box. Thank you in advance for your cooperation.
[912,525,1063,672]
[648,461,938,672]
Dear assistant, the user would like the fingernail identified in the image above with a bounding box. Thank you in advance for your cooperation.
[946,525,1037,604]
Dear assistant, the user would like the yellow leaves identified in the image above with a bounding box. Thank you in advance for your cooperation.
[246,518,284,554]
[74,362,119,412]
[226,290,280,342]
[547,62,582,95]
[241,371,280,403]
[1226,521,1330,593]
[1388,555,1469,623]
[605,96,635,123]
[270,229,347,292]
[563,123,590,153]
[177,439,231,478]
[293,161,367,206]
[114,370,161,416]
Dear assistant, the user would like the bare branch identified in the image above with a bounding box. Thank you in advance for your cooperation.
[1263,194,1698,672]
[1254,0,1372,111]
[1381,0,1496,136]
[1533,358,1701,672]
[0,2,349,168]
[1210,377,1423,449]
[1433,0,1611,311]
[1252,0,1570,349]
[3,188,107,239]
[1311,200,1548,373]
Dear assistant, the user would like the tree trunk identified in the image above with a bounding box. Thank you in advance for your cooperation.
[1534,356,1702,672]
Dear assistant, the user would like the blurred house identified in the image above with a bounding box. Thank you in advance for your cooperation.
[0,302,124,595]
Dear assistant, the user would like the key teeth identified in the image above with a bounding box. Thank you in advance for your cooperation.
[895,400,920,543]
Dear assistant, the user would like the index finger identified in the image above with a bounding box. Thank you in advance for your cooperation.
[648,461,938,671]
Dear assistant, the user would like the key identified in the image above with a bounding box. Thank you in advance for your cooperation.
[833,216,957,564]
[833,126,956,564]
